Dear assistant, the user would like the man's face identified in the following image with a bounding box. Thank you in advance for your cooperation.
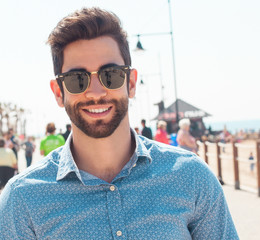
[53,36,136,138]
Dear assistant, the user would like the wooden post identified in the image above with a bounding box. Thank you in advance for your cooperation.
[216,142,224,184]
[232,142,240,189]
[256,141,260,197]
[204,142,208,164]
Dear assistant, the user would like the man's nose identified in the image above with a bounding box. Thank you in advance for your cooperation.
[84,73,107,99]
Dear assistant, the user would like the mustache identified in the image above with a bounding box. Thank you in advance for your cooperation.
[76,99,117,108]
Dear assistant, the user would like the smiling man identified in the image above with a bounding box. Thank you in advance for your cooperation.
[0,7,238,239]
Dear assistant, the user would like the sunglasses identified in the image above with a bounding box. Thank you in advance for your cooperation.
[56,65,131,94]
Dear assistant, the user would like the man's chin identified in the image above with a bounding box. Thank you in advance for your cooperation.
[78,122,118,138]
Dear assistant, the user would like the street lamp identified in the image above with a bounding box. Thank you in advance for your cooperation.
[134,0,179,125]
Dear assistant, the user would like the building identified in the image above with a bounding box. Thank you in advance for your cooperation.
[153,99,211,138]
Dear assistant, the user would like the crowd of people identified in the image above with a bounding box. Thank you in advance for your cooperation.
[0,123,71,190]
[135,118,198,154]
[1,117,252,190]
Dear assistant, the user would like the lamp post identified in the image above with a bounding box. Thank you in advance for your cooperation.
[134,0,179,125]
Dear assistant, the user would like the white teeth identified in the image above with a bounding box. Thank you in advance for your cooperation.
[87,108,109,113]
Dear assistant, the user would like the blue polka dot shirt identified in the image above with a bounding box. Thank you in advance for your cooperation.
[0,130,238,239]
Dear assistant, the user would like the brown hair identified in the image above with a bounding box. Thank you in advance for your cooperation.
[47,7,131,94]
[46,122,56,134]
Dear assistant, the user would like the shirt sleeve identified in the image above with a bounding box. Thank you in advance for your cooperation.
[0,181,36,240]
[188,160,239,239]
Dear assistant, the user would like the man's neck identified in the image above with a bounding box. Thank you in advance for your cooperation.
[70,122,135,183]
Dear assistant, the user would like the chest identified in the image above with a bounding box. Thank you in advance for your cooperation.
[27,179,194,240]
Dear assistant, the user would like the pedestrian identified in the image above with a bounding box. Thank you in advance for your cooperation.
[141,119,153,139]
[0,137,17,190]
[134,127,140,134]
[218,126,232,153]
[8,128,20,160]
[62,124,72,141]
[177,118,197,153]
[21,136,36,167]
[0,7,238,239]
[40,122,65,156]
[249,152,254,172]
[3,132,13,150]
[154,120,169,144]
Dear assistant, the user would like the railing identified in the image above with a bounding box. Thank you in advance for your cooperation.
[197,140,260,197]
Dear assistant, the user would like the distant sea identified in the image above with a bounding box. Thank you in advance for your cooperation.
[204,119,260,134]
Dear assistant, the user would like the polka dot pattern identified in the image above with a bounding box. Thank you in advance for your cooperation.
[0,130,238,239]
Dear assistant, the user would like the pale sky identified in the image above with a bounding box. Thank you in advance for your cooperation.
[0,0,259,135]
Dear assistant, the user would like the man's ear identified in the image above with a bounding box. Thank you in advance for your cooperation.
[128,69,137,99]
[50,80,64,107]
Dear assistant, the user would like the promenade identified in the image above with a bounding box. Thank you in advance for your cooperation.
[1,142,260,239]
[222,184,260,240]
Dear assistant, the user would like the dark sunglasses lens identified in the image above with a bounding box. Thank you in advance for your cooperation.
[100,68,126,89]
[64,73,89,94]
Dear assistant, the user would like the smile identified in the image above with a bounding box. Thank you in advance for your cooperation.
[86,108,110,113]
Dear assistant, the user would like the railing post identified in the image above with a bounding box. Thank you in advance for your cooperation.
[204,142,208,164]
[216,142,224,184]
[232,142,240,189]
[256,141,260,197]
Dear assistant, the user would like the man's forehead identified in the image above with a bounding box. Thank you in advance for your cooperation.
[62,37,124,72]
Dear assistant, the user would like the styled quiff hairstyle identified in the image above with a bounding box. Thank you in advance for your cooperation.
[47,7,131,94]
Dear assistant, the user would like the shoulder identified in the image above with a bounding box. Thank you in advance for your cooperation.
[57,134,65,140]
[56,134,65,142]
[138,135,216,183]
[4,148,13,154]
[4,150,61,192]
[40,136,48,143]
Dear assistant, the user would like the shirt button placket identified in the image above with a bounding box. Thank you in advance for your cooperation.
[106,185,127,239]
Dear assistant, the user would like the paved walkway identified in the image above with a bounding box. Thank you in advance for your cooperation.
[2,145,260,239]
[222,184,260,240]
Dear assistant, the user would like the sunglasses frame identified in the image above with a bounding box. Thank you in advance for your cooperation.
[56,65,131,95]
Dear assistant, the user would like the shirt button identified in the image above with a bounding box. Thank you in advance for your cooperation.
[110,185,116,191]
[133,163,137,167]
[116,230,122,236]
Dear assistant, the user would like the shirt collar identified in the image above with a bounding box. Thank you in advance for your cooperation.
[56,133,83,182]
[131,128,152,164]
[56,128,152,183]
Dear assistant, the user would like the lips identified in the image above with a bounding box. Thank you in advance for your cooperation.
[82,105,113,118]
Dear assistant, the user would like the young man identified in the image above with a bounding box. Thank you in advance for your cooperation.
[0,7,238,239]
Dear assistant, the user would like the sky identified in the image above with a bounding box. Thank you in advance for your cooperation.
[0,0,260,136]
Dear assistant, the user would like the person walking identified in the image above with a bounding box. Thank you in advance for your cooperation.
[40,123,65,156]
[248,152,255,172]
[154,120,169,144]
[0,138,17,189]
[141,119,153,139]
[21,136,36,167]
[8,128,20,160]
[62,124,72,141]
[177,118,198,153]
[0,7,238,239]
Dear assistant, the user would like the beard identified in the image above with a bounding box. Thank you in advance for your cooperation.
[65,97,129,138]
